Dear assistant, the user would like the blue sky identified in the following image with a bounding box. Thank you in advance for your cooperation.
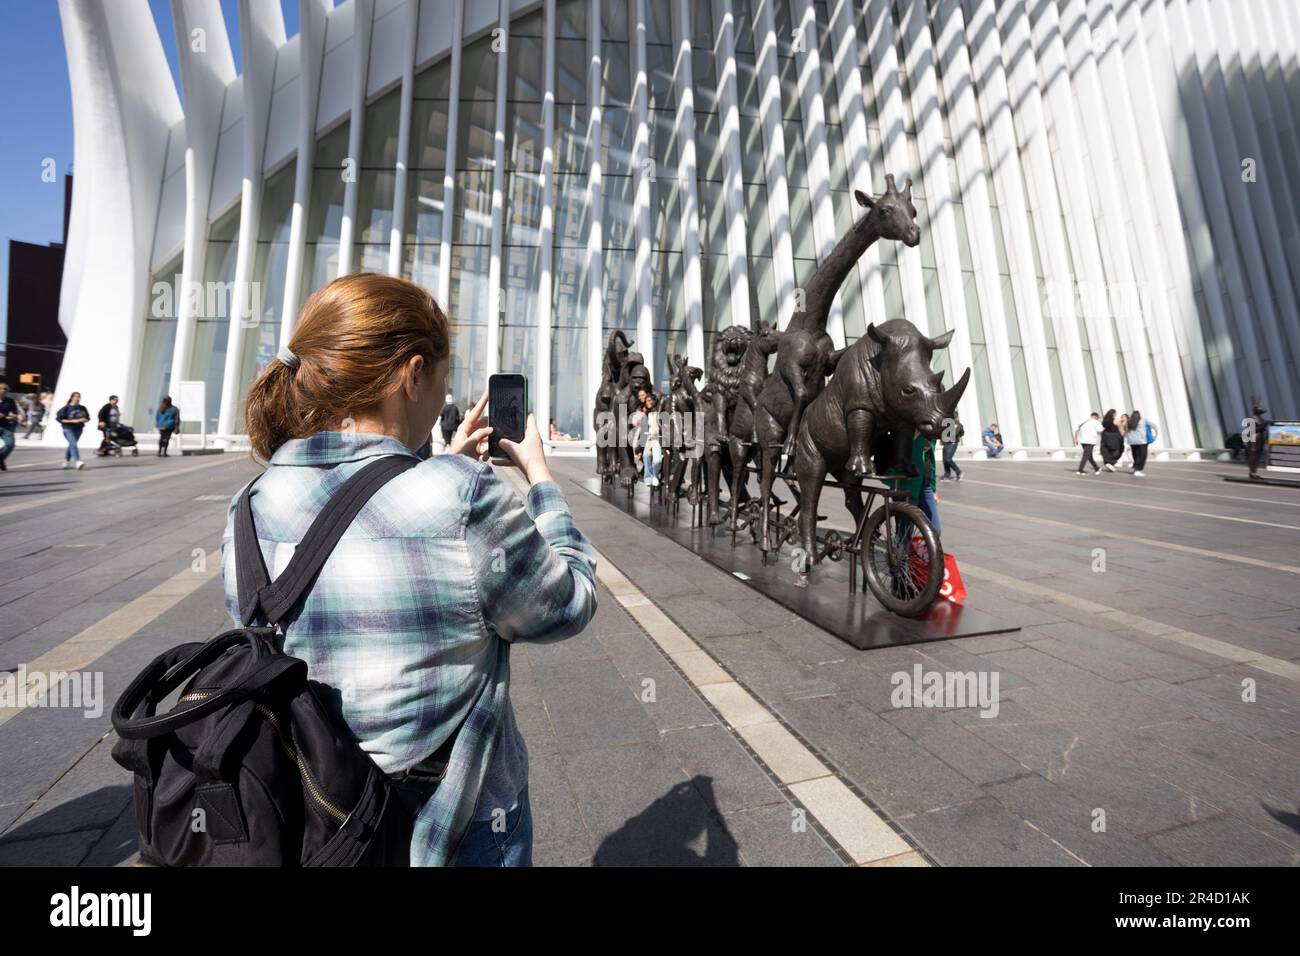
[0,0,301,352]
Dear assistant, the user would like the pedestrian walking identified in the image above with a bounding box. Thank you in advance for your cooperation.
[225,273,596,866]
[940,418,964,481]
[155,395,180,456]
[55,391,91,469]
[1074,412,1102,474]
[1125,410,1157,477]
[0,381,19,472]
[21,391,46,438]
[1244,398,1270,479]
[438,393,462,448]
[1099,409,1124,472]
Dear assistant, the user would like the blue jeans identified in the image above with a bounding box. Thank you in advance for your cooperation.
[916,484,941,537]
[643,443,662,485]
[449,786,532,867]
[63,426,82,461]
[983,441,1003,458]
[0,425,14,465]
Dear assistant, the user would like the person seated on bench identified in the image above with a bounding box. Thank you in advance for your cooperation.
[981,422,1004,459]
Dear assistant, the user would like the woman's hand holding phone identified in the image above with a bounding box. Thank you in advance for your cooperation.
[496,413,552,486]
[449,390,492,461]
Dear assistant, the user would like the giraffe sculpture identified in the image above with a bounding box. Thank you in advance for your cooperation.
[755,174,922,554]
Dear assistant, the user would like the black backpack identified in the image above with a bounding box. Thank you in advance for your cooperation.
[111,455,452,866]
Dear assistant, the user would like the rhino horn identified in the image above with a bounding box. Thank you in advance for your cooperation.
[940,367,971,416]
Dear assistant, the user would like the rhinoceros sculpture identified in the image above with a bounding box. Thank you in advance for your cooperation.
[792,318,970,569]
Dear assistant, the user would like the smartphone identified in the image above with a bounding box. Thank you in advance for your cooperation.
[488,373,528,458]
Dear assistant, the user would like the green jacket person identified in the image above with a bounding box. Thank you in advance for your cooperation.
[888,430,941,537]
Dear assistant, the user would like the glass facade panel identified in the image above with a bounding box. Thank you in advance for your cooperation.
[151,0,1237,450]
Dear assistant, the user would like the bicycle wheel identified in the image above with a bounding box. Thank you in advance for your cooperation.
[860,501,943,617]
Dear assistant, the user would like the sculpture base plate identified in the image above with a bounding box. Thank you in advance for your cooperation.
[579,478,1020,651]
[1220,473,1300,489]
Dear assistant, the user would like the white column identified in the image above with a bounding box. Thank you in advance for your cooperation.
[437,0,464,308]
[895,2,984,437]
[586,0,605,434]
[484,0,509,377]
[1055,0,1169,437]
[713,0,752,329]
[988,0,1091,425]
[1086,0,1210,447]
[386,0,419,278]
[826,0,884,336]
[960,0,1063,444]
[216,0,283,438]
[1265,0,1300,178]
[1236,0,1300,293]
[280,0,330,347]
[753,0,797,328]
[1152,0,1289,410]
[168,0,236,400]
[933,0,1035,443]
[674,0,704,368]
[789,0,843,347]
[1023,0,1125,410]
[632,0,654,354]
[862,0,926,334]
[536,0,556,426]
[1202,0,1300,371]
[337,0,374,277]
[1125,0,1245,431]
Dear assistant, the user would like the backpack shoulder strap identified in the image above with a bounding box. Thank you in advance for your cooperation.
[236,455,419,626]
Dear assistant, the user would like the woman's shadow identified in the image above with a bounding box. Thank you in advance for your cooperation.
[594,776,740,866]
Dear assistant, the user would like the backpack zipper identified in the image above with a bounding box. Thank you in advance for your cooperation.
[178,691,348,824]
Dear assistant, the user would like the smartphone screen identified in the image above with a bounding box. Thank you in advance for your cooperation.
[488,373,528,458]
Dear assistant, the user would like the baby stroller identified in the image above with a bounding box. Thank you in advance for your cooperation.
[99,421,140,457]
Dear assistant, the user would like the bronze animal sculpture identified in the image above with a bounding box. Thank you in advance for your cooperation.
[756,174,922,553]
[595,330,632,480]
[615,351,652,480]
[705,325,754,525]
[666,353,705,499]
[792,318,969,569]
[724,321,783,531]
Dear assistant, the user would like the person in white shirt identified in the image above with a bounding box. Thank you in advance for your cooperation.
[1075,412,1103,475]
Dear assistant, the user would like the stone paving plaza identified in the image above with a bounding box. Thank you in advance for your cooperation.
[0,439,1297,866]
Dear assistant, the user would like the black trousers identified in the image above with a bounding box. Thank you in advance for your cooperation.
[158,428,174,452]
[1131,443,1148,471]
[1078,444,1099,472]
[942,442,961,477]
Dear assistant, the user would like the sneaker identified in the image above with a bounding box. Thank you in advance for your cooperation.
[75,461,86,470]
[1133,470,1144,477]
[1104,463,1115,472]
[62,462,72,469]
[955,473,962,482]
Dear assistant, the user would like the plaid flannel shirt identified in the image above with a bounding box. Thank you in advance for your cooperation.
[220,431,597,865]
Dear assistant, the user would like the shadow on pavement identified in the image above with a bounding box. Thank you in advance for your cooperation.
[594,776,740,866]
[0,482,75,497]
[0,785,137,867]
[1263,803,1300,836]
